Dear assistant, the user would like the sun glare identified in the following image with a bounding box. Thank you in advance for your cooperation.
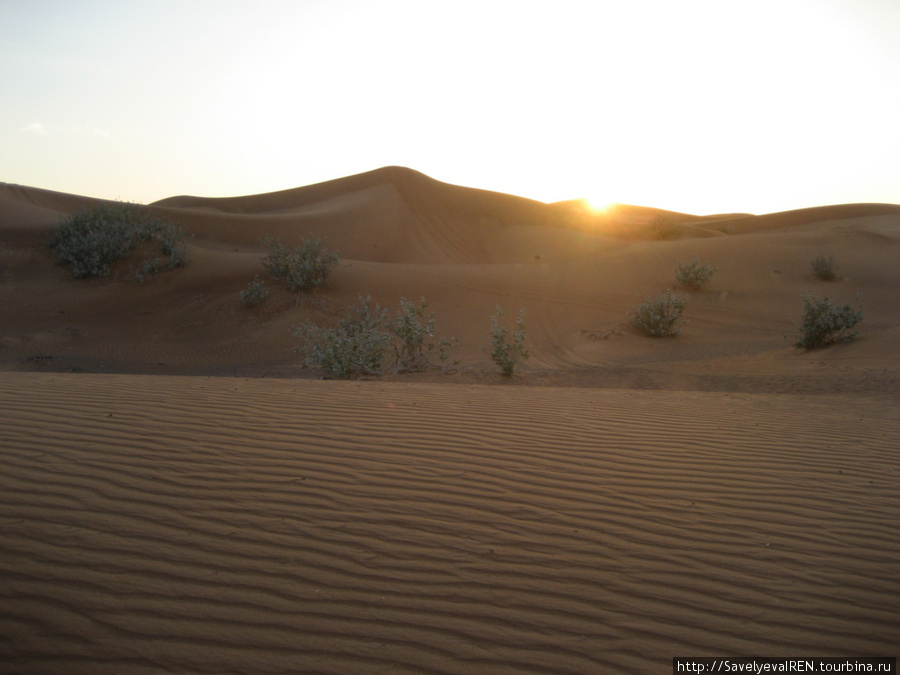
[585,198,613,214]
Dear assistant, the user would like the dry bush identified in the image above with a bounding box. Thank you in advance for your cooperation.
[488,306,529,375]
[794,293,862,350]
[49,202,188,279]
[631,290,686,337]
[811,253,839,281]
[675,257,718,290]
[261,236,339,292]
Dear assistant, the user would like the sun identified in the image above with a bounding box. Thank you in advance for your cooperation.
[584,197,614,214]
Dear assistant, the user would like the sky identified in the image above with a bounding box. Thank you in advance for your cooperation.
[2,0,900,215]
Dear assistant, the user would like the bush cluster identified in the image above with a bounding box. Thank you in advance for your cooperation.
[649,213,684,240]
[631,290,686,337]
[292,296,458,379]
[675,257,718,290]
[389,298,459,373]
[48,202,188,279]
[293,296,389,379]
[794,293,863,350]
[261,236,339,292]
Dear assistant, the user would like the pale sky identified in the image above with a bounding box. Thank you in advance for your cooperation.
[2,0,900,214]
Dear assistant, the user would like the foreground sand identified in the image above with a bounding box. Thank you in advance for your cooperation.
[2,372,897,673]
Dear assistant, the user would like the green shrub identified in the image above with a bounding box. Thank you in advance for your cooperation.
[488,306,529,376]
[811,253,839,281]
[292,295,390,379]
[240,276,269,308]
[293,295,457,378]
[261,236,338,292]
[48,202,187,279]
[388,298,459,373]
[794,293,863,350]
[631,290,686,337]
[675,257,718,290]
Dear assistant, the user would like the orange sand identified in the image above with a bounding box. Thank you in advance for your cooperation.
[1,168,898,673]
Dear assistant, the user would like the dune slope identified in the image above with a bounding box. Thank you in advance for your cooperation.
[2,169,900,390]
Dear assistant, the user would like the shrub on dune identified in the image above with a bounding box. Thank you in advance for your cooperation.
[811,253,839,281]
[293,295,457,379]
[631,290,686,337]
[261,236,339,292]
[240,276,269,308]
[794,293,863,350]
[650,213,684,240]
[388,297,458,374]
[293,295,389,379]
[675,257,718,290]
[487,306,529,376]
[48,202,188,279]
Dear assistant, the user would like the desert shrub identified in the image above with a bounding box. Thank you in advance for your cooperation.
[631,290,686,337]
[292,295,390,379]
[49,202,188,279]
[240,276,269,308]
[811,253,839,281]
[488,306,529,376]
[261,236,339,292]
[650,213,684,240]
[157,222,188,269]
[675,257,718,290]
[794,293,863,350]
[387,298,459,373]
[293,295,457,378]
[49,203,149,278]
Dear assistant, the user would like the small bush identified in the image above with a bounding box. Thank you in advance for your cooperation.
[811,253,839,281]
[794,293,863,350]
[158,222,189,269]
[650,213,684,240]
[48,202,188,279]
[386,298,458,373]
[631,290,686,337]
[292,295,390,379]
[240,276,269,308]
[488,306,529,376]
[675,257,718,290]
[261,236,338,292]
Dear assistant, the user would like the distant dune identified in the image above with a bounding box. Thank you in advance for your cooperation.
[2,166,899,382]
[1,168,898,673]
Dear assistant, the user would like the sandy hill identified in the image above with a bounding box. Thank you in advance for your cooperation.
[148,166,611,264]
[2,167,899,390]
[1,168,898,673]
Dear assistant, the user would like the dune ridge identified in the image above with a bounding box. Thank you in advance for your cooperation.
[2,168,900,385]
[2,373,898,674]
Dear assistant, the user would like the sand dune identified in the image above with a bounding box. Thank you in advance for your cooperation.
[2,168,899,385]
[1,168,899,672]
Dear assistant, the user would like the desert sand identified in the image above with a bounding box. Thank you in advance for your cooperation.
[1,167,898,673]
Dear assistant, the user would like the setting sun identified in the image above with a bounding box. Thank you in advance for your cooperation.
[584,198,614,214]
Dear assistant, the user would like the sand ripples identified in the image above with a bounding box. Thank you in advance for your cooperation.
[1,374,898,674]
